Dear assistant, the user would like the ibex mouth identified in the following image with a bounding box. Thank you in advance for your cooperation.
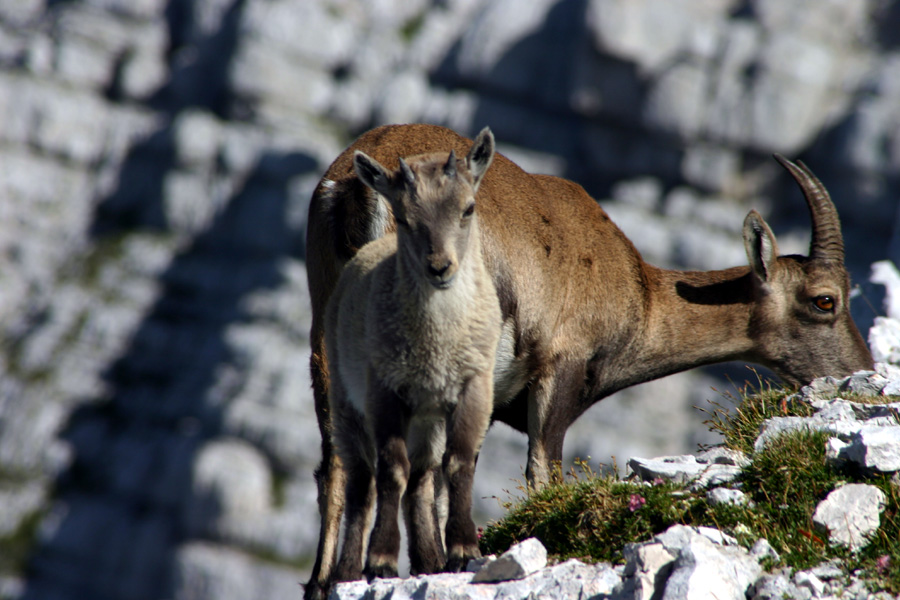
[429,276,455,290]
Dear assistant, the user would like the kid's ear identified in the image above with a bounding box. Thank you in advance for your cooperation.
[466,127,495,192]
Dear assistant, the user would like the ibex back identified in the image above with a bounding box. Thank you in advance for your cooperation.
[303,124,873,599]
[325,130,500,582]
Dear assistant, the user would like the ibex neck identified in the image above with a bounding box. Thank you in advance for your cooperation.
[630,265,756,381]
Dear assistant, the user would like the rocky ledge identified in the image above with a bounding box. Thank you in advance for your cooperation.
[328,367,900,600]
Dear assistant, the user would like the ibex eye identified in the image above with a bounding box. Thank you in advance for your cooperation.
[462,203,475,218]
[812,296,835,312]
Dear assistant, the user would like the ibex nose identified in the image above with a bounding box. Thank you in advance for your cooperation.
[427,261,451,278]
[427,260,454,288]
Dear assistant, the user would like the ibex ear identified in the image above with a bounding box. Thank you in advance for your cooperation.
[743,210,779,282]
[466,127,495,192]
[354,151,396,198]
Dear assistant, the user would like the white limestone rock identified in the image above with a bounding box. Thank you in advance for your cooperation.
[331,559,620,600]
[695,447,750,468]
[689,464,742,491]
[657,527,762,600]
[471,537,547,583]
[184,439,273,538]
[869,317,900,365]
[623,542,676,600]
[706,487,750,507]
[465,554,496,573]
[498,559,621,600]
[839,370,887,396]
[749,538,780,563]
[629,453,743,489]
[845,425,900,473]
[172,542,305,600]
[654,525,739,552]
[812,484,887,551]
[750,571,802,600]
[825,436,851,465]
[871,260,900,320]
[793,570,826,597]
[627,455,706,484]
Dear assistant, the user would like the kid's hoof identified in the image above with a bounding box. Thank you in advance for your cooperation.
[445,544,481,573]
[364,563,398,581]
[302,582,330,600]
[444,556,468,573]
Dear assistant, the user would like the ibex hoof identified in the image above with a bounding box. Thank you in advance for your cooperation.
[444,556,469,573]
[410,555,446,576]
[302,582,330,600]
[364,562,399,581]
[444,546,481,573]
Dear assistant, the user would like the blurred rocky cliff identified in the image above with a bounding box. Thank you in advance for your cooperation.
[1,1,899,599]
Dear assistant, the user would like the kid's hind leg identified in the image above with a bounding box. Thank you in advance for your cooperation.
[443,372,493,572]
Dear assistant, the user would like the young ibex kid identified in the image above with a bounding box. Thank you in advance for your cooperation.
[324,129,500,582]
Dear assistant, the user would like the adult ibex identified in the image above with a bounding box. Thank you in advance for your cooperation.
[304,124,873,599]
[325,130,500,581]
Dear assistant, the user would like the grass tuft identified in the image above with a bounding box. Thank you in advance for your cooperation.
[479,462,696,564]
[699,376,809,455]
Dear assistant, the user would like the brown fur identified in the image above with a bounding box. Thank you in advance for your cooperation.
[302,124,873,599]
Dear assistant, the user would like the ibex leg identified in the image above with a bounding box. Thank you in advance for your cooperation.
[304,347,346,600]
[444,373,493,572]
[365,387,410,580]
[404,420,447,575]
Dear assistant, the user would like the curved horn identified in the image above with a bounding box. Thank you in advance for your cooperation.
[444,149,457,179]
[773,154,844,264]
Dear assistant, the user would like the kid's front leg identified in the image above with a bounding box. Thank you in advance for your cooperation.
[365,384,410,580]
[443,373,493,572]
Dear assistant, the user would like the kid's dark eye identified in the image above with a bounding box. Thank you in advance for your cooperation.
[462,203,475,218]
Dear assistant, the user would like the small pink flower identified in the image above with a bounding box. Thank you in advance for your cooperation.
[628,494,647,512]
[876,555,891,573]
[652,478,665,486]
[477,527,484,540]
